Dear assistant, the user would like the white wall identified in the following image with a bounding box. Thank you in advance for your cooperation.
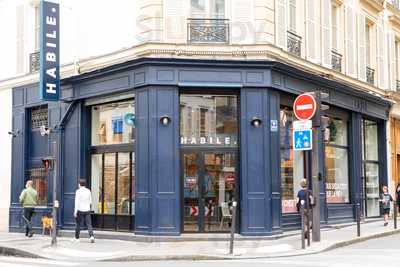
[0,89,12,231]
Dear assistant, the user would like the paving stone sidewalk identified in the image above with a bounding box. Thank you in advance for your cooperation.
[0,219,399,262]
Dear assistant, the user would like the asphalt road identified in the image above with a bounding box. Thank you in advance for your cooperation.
[1,234,400,267]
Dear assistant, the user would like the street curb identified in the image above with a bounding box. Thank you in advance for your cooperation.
[0,246,43,259]
[1,227,399,262]
[100,228,400,262]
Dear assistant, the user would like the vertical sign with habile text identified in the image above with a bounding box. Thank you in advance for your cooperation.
[40,0,60,101]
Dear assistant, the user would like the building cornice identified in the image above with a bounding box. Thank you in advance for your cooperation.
[360,0,385,13]
[0,43,390,102]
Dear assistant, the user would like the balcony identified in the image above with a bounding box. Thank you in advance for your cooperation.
[187,19,229,44]
[397,80,400,92]
[30,51,40,73]
[366,66,375,85]
[287,31,302,57]
[331,50,342,72]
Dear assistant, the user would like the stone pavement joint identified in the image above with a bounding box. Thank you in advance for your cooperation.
[0,220,398,262]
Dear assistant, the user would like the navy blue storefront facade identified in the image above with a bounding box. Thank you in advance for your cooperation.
[9,58,391,236]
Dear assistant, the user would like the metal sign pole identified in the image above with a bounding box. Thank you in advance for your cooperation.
[51,141,57,246]
[229,201,237,255]
[300,200,305,249]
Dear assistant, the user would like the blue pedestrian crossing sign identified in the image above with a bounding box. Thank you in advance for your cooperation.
[293,129,312,151]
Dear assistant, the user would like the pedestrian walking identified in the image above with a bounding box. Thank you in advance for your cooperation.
[380,185,393,226]
[296,179,314,238]
[73,179,95,243]
[19,180,38,237]
[396,184,400,213]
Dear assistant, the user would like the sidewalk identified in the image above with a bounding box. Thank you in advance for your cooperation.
[0,220,399,262]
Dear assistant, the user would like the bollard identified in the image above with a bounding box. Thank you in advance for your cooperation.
[229,201,237,255]
[300,200,305,249]
[394,201,398,230]
[356,203,361,237]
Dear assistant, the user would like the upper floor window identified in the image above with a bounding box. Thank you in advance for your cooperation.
[288,0,296,33]
[91,100,135,146]
[331,5,338,50]
[366,23,371,66]
[190,0,225,19]
[34,5,40,51]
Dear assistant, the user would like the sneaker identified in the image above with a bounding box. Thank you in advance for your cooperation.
[71,238,80,243]
[384,222,388,226]
[89,236,95,243]
[28,232,34,238]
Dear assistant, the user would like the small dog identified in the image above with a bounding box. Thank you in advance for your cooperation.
[41,216,53,236]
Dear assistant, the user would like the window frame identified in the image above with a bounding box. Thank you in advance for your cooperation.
[324,113,351,205]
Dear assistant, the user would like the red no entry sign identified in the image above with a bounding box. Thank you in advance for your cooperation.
[293,93,317,120]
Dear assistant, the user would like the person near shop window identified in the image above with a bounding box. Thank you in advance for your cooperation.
[73,179,95,243]
[19,180,38,238]
[380,186,393,227]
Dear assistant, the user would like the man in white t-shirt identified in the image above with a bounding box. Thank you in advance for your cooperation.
[73,179,95,243]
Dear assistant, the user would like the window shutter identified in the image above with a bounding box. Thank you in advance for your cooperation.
[232,0,254,44]
[306,0,316,61]
[321,0,331,67]
[357,13,366,81]
[276,0,287,49]
[389,32,396,90]
[377,19,387,89]
[165,0,186,43]
[16,4,25,74]
[345,5,356,77]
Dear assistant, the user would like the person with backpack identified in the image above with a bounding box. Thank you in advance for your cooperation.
[19,180,38,238]
[296,179,314,238]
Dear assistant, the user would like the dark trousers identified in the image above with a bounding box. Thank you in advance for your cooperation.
[75,211,94,239]
[22,208,34,236]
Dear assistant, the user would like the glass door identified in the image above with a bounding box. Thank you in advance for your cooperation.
[362,119,380,217]
[182,151,237,232]
[91,151,135,231]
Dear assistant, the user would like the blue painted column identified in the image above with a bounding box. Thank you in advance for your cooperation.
[350,112,363,217]
[9,108,26,230]
[240,87,281,235]
[135,86,180,235]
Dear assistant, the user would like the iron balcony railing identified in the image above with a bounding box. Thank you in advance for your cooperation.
[366,66,375,85]
[287,31,302,57]
[187,18,229,44]
[30,51,40,73]
[331,50,342,72]
[396,80,400,92]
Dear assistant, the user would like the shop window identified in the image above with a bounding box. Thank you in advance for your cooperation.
[280,108,305,213]
[180,95,238,147]
[26,167,48,206]
[91,100,135,146]
[91,152,135,217]
[325,117,350,204]
[31,105,48,129]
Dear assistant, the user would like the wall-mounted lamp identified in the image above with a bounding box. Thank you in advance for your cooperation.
[8,130,20,137]
[40,125,51,136]
[160,115,171,126]
[250,117,262,127]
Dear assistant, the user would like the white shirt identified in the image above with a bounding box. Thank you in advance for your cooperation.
[74,186,92,214]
